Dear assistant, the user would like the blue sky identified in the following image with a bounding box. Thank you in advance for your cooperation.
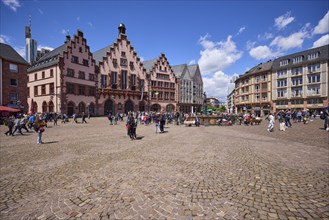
[1,0,329,100]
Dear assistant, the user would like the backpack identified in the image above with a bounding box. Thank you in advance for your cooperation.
[320,113,325,120]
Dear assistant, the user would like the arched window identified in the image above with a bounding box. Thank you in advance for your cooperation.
[48,101,54,112]
[78,102,86,114]
[124,99,134,114]
[42,101,47,113]
[104,99,114,115]
[166,104,175,113]
[151,104,161,112]
[67,101,75,116]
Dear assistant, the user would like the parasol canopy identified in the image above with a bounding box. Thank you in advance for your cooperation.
[0,106,21,113]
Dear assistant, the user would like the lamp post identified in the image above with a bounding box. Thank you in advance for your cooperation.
[87,103,90,119]
[111,95,115,115]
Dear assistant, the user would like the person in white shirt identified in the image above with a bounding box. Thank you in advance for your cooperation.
[267,113,275,132]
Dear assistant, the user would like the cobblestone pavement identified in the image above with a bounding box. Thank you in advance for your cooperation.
[0,117,328,220]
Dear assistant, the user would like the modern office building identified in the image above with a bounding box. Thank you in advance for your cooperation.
[272,44,329,112]
[25,24,38,64]
[0,43,29,112]
[27,30,97,115]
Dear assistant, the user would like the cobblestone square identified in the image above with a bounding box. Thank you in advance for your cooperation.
[0,118,328,219]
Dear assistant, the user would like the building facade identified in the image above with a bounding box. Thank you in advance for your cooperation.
[272,44,329,113]
[0,43,29,112]
[27,30,97,115]
[187,64,203,113]
[235,61,273,116]
[143,54,177,112]
[25,25,38,64]
[227,89,235,114]
[94,24,149,115]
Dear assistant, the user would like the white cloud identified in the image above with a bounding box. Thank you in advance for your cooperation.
[198,34,243,74]
[37,45,54,51]
[188,60,196,65]
[313,11,329,35]
[38,8,44,15]
[139,57,144,62]
[274,11,295,30]
[61,29,69,35]
[246,40,256,50]
[203,71,232,100]
[270,31,308,51]
[2,0,21,12]
[312,34,329,48]
[236,27,246,36]
[0,34,11,43]
[249,46,273,60]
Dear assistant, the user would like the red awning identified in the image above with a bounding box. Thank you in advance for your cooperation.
[0,106,21,113]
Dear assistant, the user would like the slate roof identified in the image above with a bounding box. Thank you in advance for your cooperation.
[187,64,198,78]
[0,43,28,65]
[93,45,113,64]
[243,61,273,77]
[28,43,68,72]
[171,64,186,78]
[142,59,158,72]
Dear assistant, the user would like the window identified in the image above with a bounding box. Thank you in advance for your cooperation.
[255,94,260,101]
[308,63,320,73]
[291,88,302,97]
[255,76,260,83]
[88,73,95,81]
[35,73,38,80]
[279,59,289,66]
[156,73,169,79]
[291,99,303,104]
[164,82,169,88]
[89,87,95,96]
[111,72,117,84]
[83,59,89,67]
[158,81,163,87]
[120,58,127,67]
[139,79,144,91]
[41,85,46,95]
[9,64,18,72]
[101,75,107,88]
[121,52,126,57]
[71,56,78,64]
[291,78,302,86]
[34,86,38,96]
[9,93,18,104]
[78,85,85,95]
[276,100,288,105]
[307,52,319,60]
[78,71,85,79]
[291,67,302,75]
[308,74,320,83]
[50,69,54,77]
[49,83,54,94]
[10,79,18,86]
[121,70,127,89]
[308,98,323,104]
[129,62,134,70]
[164,92,169,100]
[277,80,287,87]
[170,83,175,88]
[42,71,45,79]
[292,56,303,64]
[113,58,118,67]
[277,89,287,97]
[79,47,83,53]
[67,83,75,94]
[262,74,267,81]
[131,74,136,88]
[255,85,260,92]
[67,68,75,77]
[307,86,320,95]
[277,70,287,78]
[151,81,156,87]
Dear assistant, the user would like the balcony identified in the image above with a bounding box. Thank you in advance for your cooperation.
[307,91,321,96]
[111,84,117,89]
[131,85,136,91]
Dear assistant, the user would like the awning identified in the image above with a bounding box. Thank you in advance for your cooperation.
[0,106,21,113]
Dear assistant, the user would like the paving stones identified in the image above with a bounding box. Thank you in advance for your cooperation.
[0,118,328,219]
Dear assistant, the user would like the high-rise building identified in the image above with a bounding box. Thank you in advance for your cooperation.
[25,22,38,63]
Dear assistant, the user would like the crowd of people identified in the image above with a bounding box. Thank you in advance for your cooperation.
[2,106,328,144]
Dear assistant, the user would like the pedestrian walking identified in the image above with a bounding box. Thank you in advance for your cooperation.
[81,112,87,123]
[53,113,58,126]
[267,112,275,132]
[4,116,14,136]
[12,116,23,136]
[154,114,160,133]
[34,121,46,144]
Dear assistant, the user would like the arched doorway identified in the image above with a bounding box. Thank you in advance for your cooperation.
[33,102,38,113]
[104,99,114,115]
[124,100,134,114]
[139,101,145,112]
[78,102,86,114]
[42,101,47,113]
[67,101,75,116]
[151,104,161,112]
[48,101,54,112]
[89,103,95,115]
[166,104,175,113]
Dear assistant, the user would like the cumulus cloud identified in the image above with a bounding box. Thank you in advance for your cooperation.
[313,11,329,35]
[203,71,231,99]
[0,34,11,43]
[249,45,273,60]
[312,34,329,48]
[270,31,308,51]
[198,34,243,74]
[274,11,295,30]
[37,45,54,51]
[2,0,21,12]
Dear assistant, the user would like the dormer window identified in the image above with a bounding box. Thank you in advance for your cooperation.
[307,52,319,60]
[121,52,126,57]
[279,59,289,66]
[292,56,303,64]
